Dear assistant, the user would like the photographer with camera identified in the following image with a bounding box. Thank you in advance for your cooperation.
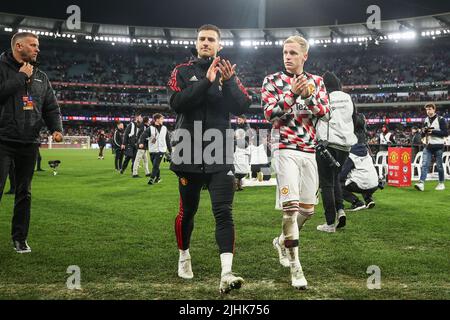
[315,72,357,233]
[414,103,448,191]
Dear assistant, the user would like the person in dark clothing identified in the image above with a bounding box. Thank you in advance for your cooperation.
[0,32,63,253]
[120,114,143,174]
[410,126,422,160]
[113,122,125,171]
[139,113,172,184]
[5,161,16,195]
[168,24,251,293]
[97,130,106,160]
[35,146,44,171]
[339,144,380,211]
[353,112,368,145]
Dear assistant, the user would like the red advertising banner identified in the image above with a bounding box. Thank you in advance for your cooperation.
[388,147,412,187]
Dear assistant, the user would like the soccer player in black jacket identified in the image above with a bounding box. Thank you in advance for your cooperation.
[0,32,63,253]
[168,24,251,293]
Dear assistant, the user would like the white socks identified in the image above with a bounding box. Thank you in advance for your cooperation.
[179,249,191,261]
[220,253,233,276]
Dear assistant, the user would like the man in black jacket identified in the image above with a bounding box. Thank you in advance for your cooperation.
[168,24,251,294]
[0,32,63,253]
[120,114,143,174]
[113,122,125,171]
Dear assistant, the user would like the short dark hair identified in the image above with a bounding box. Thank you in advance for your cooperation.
[424,103,436,110]
[197,24,221,39]
[143,116,150,123]
[153,113,163,121]
[11,32,38,50]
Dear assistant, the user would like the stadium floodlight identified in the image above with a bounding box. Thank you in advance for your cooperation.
[436,30,441,35]
[344,38,348,43]
[162,40,167,44]
[308,38,315,46]
[111,42,115,45]
[240,40,252,47]
[73,40,77,43]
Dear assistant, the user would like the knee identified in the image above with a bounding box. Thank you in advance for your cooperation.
[212,203,233,223]
[298,204,314,219]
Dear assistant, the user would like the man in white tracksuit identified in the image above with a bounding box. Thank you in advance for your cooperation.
[139,113,171,185]
[315,71,357,233]
[233,116,251,191]
[133,117,150,178]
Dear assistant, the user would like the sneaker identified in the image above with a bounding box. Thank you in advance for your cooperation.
[435,183,445,191]
[336,209,346,228]
[366,200,376,209]
[219,272,244,294]
[348,201,366,212]
[291,265,307,290]
[145,174,151,177]
[148,177,155,185]
[257,171,264,182]
[132,175,140,178]
[13,240,31,254]
[272,237,290,267]
[178,258,193,279]
[316,223,336,233]
[155,177,162,184]
[414,182,424,191]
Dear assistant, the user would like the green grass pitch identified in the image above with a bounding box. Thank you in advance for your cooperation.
[0,149,449,299]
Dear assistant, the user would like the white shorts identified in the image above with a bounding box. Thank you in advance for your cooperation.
[274,149,319,208]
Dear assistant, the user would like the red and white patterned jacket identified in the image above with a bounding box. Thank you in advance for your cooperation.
[261,71,330,153]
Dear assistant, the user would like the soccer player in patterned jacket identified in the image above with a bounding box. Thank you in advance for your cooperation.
[261,36,330,289]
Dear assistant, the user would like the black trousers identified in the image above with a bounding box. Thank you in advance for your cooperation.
[122,147,137,172]
[0,140,38,241]
[36,149,42,170]
[114,149,124,170]
[98,145,105,157]
[150,152,164,179]
[316,148,349,225]
[174,170,235,254]
[8,161,15,192]
[342,182,378,204]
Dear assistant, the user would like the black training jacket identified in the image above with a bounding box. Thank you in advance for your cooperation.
[0,51,62,144]
[167,57,251,173]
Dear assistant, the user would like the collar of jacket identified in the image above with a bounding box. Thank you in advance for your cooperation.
[428,114,438,123]
[0,51,40,70]
[283,69,312,79]
[191,56,215,70]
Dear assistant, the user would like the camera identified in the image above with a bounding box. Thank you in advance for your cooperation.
[422,126,434,134]
[48,160,61,176]
[316,142,340,168]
